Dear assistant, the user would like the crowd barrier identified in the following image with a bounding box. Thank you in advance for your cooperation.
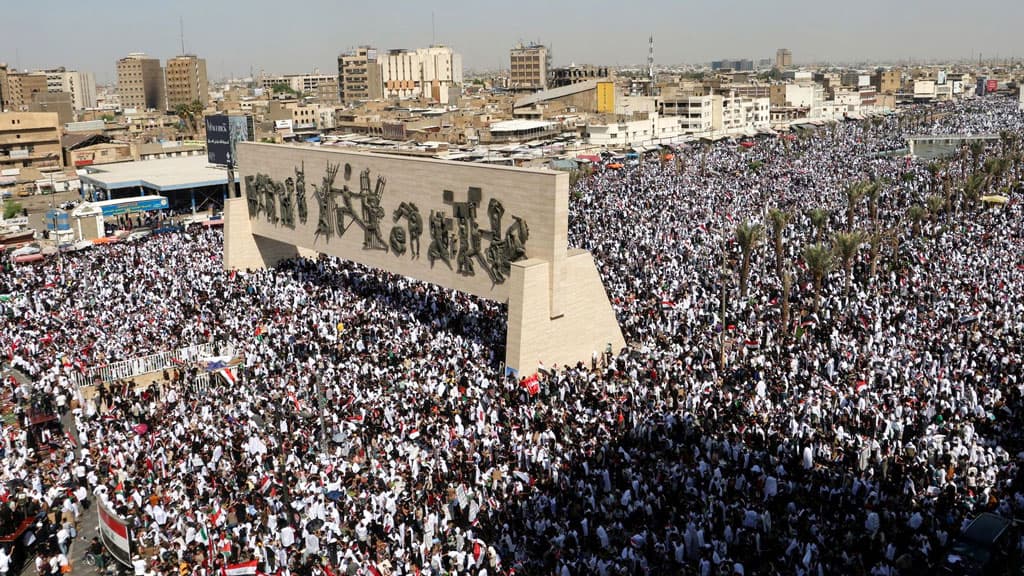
[72,342,234,389]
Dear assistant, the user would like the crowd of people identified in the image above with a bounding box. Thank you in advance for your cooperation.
[0,96,1023,576]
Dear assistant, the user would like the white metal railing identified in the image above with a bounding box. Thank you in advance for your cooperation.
[72,342,235,389]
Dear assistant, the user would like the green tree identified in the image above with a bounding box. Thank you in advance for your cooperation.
[271,83,300,97]
[803,243,833,312]
[867,180,883,225]
[926,194,945,222]
[767,208,791,282]
[844,181,872,230]
[832,231,866,297]
[907,205,926,236]
[962,173,986,210]
[808,208,829,242]
[780,267,793,337]
[867,229,891,280]
[3,201,23,220]
[969,140,985,172]
[735,220,765,298]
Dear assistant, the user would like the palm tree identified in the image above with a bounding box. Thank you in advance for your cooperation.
[700,141,712,177]
[926,162,943,194]
[867,229,891,280]
[174,103,194,133]
[963,173,986,211]
[803,243,833,312]
[926,195,945,223]
[907,205,926,236]
[767,208,791,282]
[844,181,870,230]
[833,231,866,297]
[867,180,883,225]
[735,220,765,298]
[808,208,829,242]
[999,130,1014,157]
[969,140,985,173]
[780,267,793,336]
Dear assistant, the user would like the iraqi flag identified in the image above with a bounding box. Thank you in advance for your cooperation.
[217,368,237,385]
[855,380,869,394]
[258,476,272,494]
[223,560,258,576]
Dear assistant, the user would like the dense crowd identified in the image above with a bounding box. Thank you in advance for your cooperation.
[0,96,1023,576]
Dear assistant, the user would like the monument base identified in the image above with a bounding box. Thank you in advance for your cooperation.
[223,197,299,270]
[506,249,626,373]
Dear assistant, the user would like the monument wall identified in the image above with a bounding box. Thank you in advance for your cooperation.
[226,143,623,371]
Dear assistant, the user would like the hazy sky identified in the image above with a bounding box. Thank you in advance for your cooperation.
[3,0,1022,82]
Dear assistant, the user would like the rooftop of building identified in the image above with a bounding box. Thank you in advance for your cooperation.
[78,155,235,192]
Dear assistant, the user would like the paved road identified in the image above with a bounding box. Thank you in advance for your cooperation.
[4,190,82,231]
[16,408,103,576]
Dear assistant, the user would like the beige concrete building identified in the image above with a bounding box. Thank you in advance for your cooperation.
[226,143,624,371]
[29,92,74,125]
[380,45,463,104]
[2,70,48,111]
[42,68,97,109]
[165,55,209,109]
[117,53,166,111]
[0,112,63,176]
[510,43,550,91]
[872,69,901,94]
[338,47,384,103]
[776,48,793,68]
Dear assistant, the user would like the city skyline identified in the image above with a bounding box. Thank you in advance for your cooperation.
[3,0,1023,82]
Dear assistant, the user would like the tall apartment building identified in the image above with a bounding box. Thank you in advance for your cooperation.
[337,47,383,104]
[380,45,463,103]
[510,43,550,91]
[775,48,793,69]
[116,53,166,111]
[0,69,48,111]
[871,69,901,94]
[41,67,97,109]
[165,55,209,109]
[0,112,63,171]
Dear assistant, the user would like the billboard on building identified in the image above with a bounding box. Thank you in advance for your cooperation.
[206,115,254,166]
[227,115,254,165]
[205,115,231,166]
[97,499,132,567]
[986,79,998,93]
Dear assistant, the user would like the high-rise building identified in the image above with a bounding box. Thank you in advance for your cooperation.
[775,48,793,69]
[337,47,383,103]
[1,69,48,111]
[380,45,463,103]
[117,53,166,111]
[165,55,209,109]
[41,67,97,110]
[510,43,550,91]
